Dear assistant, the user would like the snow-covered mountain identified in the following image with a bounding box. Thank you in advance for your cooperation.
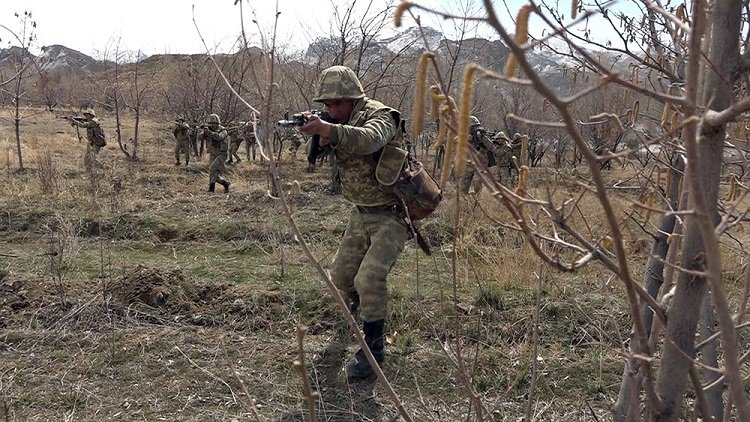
[303,25,622,94]
[38,44,111,73]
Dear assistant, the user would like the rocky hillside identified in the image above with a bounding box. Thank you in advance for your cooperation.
[0,26,624,110]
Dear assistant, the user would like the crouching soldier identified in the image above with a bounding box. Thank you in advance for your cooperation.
[197,113,231,193]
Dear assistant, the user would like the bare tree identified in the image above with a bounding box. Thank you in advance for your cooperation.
[399,0,750,419]
[0,11,39,171]
[121,50,160,160]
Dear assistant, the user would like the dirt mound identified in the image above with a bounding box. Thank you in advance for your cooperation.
[0,274,57,328]
[110,265,225,313]
[108,265,282,328]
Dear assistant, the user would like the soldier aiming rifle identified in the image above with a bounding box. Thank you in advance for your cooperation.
[63,108,106,154]
[278,110,338,172]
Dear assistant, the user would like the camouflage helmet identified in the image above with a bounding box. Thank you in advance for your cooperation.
[83,108,96,117]
[513,132,522,140]
[495,131,509,140]
[469,115,481,127]
[176,115,185,121]
[313,66,366,102]
[207,113,221,125]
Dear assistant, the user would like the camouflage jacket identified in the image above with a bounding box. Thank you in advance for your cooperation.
[173,122,191,142]
[470,126,497,161]
[329,98,402,206]
[198,126,228,155]
[511,140,522,161]
[72,118,103,145]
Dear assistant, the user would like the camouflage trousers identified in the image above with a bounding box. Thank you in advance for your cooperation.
[175,139,190,164]
[87,142,101,155]
[459,164,484,194]
[228,140,243,163]
[494,161,512,187]
[209,153,228,184]
[331,205,409,322]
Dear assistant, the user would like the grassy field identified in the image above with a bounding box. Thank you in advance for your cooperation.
[1,108,747,421]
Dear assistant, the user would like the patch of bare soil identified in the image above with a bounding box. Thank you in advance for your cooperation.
[1,265,299,333]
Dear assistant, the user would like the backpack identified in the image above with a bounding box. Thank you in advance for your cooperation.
[92,124,107,147]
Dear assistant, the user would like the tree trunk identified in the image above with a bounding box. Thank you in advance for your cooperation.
[133,108,140,160]
[699,290,722,421]
[14,95,23,171]
[613,156,684,421]
[654,1,742,420]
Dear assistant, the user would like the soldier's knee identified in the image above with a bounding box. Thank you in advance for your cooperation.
[330,269,352,292]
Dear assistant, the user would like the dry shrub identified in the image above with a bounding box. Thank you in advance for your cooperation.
[35,149,59,195]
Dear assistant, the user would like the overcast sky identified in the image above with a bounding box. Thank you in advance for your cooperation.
[1,0,626,58]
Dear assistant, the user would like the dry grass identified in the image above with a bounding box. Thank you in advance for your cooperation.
[1,107,748,420]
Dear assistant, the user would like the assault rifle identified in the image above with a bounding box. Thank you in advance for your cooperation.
[59,115,87,143]
[277,110,339,172]
[60,115,87,124]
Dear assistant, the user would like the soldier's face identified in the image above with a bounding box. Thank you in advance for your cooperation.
[323,99,354,123]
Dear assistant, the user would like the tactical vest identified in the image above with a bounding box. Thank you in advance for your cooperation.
[336,98,402,206]
[173,124,190,142]
[203,126,228,155]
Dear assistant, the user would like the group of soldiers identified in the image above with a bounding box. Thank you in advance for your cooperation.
[172,116,257,167]
[459,115,527,194]
[172,114,260,193]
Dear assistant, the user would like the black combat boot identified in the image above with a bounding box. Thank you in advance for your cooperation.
[208,183,216,193]
[220,180,231,193]
[345,319,385,378]
[347,291,360,314]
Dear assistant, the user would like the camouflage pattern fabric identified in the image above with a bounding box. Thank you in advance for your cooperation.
[313,66,366,102]
[331,206,409,322]
[328,98,402,206]
[493,134,513,186]
[458,126,495,194]
[326,96,409,323]
[459,164,484,194]
[198,126,229,184]
[227,126,244,163]
[208,154,227,184]
[72,118,103,154]
[173,121,191,165]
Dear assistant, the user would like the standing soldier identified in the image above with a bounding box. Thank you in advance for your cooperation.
[492,131,513,185]
[226,122,247,165]
[197,113,231,193]
[299,65,408,379]
[173,116,191,166]
[69,108,106,154]
[458,116,495,194]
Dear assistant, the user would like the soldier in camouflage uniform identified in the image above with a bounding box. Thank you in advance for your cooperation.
[197,113,231,193]
[226,121,248,165]
[173,116,191,166]
[458,116,496,194]
[300,65,408,379]
[492,131,513,185]
[69,108,105,154]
